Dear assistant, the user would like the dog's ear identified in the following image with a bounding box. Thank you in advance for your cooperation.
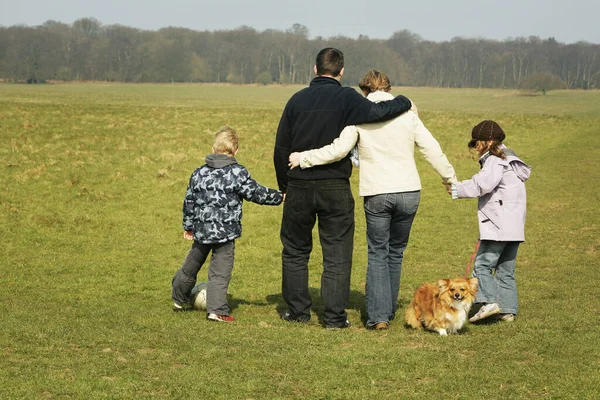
[436,279,449,292]
[467,277,478,293]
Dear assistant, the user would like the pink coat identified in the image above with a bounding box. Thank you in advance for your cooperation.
[455,147,531,241]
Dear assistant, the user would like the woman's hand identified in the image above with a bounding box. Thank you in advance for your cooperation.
[288,152,302,169]
[442,181,453,195]
[184,231,194,241]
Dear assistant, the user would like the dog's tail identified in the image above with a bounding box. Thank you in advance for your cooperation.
[405,300,422,329]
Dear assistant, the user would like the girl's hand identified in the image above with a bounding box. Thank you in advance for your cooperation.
[183,231,194,241]
[442,181,453,195]
[288,152,302,169]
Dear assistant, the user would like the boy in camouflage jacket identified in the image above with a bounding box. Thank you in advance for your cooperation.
[172,126,283,322]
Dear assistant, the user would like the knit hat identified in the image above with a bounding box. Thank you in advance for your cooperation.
[468,120,506,148]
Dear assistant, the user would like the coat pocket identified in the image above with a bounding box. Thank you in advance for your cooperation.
[479,202,502,229]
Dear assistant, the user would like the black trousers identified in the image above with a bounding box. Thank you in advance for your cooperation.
[280,179,355,327]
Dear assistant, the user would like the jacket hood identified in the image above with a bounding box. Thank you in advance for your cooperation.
[479,146,532,182]
[507,156,532,182]
[504,147,531,182]
[205,153,237,168]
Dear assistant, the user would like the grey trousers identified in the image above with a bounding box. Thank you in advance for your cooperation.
[171,240,235,315]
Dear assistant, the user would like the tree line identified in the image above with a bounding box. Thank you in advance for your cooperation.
[1,18,599,90]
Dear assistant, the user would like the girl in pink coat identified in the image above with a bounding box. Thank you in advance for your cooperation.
[448,120,532,323]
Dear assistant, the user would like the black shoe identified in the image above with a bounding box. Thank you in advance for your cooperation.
[325,320,351,329]
[281,311,310,323]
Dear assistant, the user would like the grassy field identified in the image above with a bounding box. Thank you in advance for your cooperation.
[1,83,599,399]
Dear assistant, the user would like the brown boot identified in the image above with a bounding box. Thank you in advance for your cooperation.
[374,322,389,330]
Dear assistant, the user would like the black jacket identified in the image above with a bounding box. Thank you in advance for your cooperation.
[273,76,412,191]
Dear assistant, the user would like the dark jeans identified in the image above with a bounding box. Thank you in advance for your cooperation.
[171,240,235,315]
[364,191,420,327]
[280,179,355,327]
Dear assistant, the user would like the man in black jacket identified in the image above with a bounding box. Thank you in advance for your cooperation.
[273,48,412,328]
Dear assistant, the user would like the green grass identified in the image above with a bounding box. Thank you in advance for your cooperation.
[1,83,599,399]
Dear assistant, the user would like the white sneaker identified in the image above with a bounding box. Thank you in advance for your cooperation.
[469,303,500,322]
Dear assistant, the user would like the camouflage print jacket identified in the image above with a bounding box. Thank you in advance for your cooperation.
[183,153,283,244]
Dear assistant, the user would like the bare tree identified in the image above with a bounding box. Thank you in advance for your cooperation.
[0,20,598,88]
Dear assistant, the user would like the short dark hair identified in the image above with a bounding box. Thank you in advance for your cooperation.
[315,48,344,77]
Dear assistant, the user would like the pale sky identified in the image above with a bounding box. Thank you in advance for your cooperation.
[1,0,598,44]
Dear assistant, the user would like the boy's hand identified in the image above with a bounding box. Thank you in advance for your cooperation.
[288,152,302,169]
[183,231,194,241]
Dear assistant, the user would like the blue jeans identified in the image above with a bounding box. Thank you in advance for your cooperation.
[281,179,355,328]
[364,191,420,327]
[473,240,520,314]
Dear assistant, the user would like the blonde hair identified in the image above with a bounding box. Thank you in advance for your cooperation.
[470,140,506,160]
[213,126,239,155]
[359,70,391,94]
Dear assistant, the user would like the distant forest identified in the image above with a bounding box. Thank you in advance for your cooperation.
[1,18,599,90]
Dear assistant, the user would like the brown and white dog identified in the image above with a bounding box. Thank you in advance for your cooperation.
[405,277,478,336]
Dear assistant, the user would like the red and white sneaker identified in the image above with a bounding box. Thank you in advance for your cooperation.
[207,313,235,323]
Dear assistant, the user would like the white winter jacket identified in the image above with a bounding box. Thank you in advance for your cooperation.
[297,91,457,196]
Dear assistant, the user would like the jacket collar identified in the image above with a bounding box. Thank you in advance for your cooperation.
[478,151,491,168]
[366,90,394,103]
[205,153,237,168]
[310,76,342,86]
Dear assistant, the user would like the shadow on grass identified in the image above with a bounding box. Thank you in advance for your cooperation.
[263,287,367,327]
[411,326,476,335]
[227,296,270,310]
[209,288,416,330]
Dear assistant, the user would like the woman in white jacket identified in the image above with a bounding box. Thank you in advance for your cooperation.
[288,70,457,330]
